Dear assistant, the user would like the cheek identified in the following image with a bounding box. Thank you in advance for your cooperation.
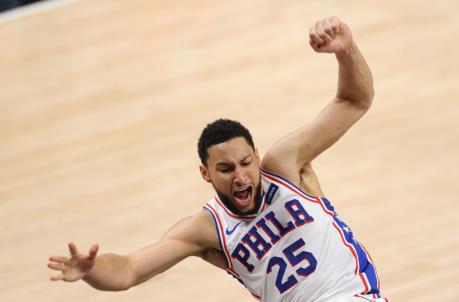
[249,165,260,180]
[253,173,261,185]
[213,174,232,190]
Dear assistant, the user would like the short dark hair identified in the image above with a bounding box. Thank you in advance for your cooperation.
[198,119,255,165]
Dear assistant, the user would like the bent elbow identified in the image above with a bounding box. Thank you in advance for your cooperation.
[354,89,374,112]
[367,87,375,108]
[359,87,374,110]
[119,284,132,291]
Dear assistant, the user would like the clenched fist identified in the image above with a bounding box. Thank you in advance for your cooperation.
[309,17,353,54]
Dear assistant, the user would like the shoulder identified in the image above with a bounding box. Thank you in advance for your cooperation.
[192,210,222,251]
[261,149,302,188]
[191,211,228,268]
[162,211,220,251]
[261,155,324,198]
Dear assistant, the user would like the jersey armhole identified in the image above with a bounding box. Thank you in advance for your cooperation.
[261,168,320,201]
[202,205,234,270]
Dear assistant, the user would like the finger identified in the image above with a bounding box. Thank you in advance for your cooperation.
[50,274,64,281]
[315,21,332,44]
[68,242,78,257]
[49,256,67,263]
[322,19,334,38]
[328,16,341,34]
[309,39,318,50]
[48,262,65,271]
[309,26,323,47]
[88,244,99,261]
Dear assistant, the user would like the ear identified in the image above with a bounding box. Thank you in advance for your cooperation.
[199,165,211,183]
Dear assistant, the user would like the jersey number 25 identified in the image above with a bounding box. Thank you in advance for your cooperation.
[267,238,317,294]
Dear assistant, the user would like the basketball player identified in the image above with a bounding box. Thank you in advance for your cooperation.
[48,17,388,302]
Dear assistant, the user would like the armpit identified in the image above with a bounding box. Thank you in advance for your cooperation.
[299,163,324,197]
[198,248,228,270]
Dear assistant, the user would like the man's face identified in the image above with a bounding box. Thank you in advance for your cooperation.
[200,137,261,214]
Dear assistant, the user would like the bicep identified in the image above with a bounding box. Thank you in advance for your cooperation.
[262,99,368,182]
[127,238,198,286]
[127,216,210,285]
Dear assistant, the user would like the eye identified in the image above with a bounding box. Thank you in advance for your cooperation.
[241,161,251,166]
[218,165,234,173]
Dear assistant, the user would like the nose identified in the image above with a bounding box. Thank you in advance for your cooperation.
[233,166,248,185]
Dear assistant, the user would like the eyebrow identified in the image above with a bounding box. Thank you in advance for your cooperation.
[215,154,252,167]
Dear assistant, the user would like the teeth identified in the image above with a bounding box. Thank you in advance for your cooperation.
[233,187,251,201]
[234,186,250,193]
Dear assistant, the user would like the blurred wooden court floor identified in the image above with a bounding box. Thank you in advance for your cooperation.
[1,0,458,301]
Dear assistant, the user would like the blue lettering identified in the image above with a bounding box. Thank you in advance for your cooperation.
[265,211,295,236]
[231,243,255,272]
[242,226,272,260]
[285,199,314,226]
[256,217,281,245]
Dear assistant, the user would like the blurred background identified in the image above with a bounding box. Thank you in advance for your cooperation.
[1,0,458,301]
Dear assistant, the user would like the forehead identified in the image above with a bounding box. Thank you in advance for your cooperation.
[206,137,254,165]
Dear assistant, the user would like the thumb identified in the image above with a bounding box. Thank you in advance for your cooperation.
[88,244,99,261]
[68,242,79,257]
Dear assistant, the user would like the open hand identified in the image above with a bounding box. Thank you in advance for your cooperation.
[48,242,99,282]
[309,17,353,54]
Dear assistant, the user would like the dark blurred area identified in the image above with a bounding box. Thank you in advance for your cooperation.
[0,0,44,13]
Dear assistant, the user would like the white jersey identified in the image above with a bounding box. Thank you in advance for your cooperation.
[204,169,384,302]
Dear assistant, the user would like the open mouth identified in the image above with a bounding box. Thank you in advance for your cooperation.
[232,185,253,208]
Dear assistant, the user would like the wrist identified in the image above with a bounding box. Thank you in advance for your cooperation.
[335,41,358,60]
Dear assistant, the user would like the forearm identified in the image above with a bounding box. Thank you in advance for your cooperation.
[82,253,135,291]
[335,42,374,108]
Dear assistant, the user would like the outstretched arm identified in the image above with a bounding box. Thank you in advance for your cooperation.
[48,211,219,291]
[262,17,374,188]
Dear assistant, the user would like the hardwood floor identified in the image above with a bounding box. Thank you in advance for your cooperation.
[1,1,458,301]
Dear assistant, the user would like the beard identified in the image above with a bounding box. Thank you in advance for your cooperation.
[215,181,263,216]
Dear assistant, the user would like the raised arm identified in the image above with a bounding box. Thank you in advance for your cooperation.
[48,211,221,291]
[262,17,374,189]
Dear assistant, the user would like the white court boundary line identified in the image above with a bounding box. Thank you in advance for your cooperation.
[0,0,76,24]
